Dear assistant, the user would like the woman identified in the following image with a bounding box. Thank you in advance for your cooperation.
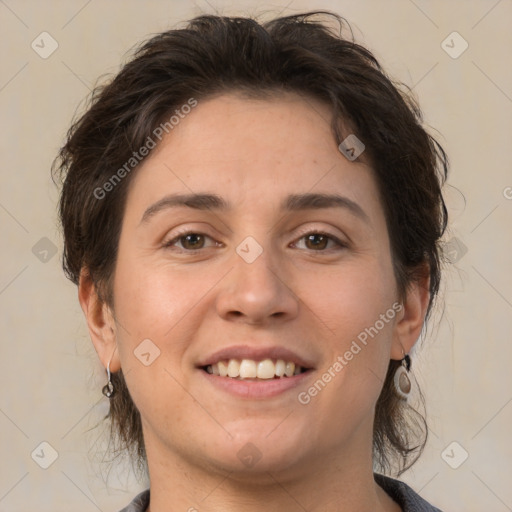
[53,11,448,512]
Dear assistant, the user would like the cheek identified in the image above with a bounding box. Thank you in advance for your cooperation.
[111,257,200,435]
[302,259,397,341]
[112,255,193,343]
[302,259,397,396]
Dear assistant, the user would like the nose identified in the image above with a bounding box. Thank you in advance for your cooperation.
[215,241,300,326]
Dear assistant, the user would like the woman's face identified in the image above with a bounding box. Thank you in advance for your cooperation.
[95,93,412,479]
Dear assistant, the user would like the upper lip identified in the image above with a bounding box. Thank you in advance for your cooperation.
[196,345,315,369]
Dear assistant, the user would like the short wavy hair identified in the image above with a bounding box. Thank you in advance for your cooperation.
[53,10,448,478]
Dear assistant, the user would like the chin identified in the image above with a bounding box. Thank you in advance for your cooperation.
[202,427,308,476]
[206,449,305,481]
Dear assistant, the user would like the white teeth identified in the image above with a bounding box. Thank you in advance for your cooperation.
[284,362,295,377]
[257,359,275,379]
[205,358,306,379]
[218,360,228,377]
[227,359,240,378]
[239,359,257,379]
[275,359,286,377]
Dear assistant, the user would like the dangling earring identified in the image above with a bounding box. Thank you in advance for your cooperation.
[102,347,117,398]
[393,347,412,400]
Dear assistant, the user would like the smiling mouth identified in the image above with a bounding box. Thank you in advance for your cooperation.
[201,358,310,380]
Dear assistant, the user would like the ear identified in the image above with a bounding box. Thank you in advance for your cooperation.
[78,268,121,372]
[390,270,430,360]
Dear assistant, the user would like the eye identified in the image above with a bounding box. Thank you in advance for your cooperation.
[292,231,347,252]
[163,231,220,251]
[162,230,347,253]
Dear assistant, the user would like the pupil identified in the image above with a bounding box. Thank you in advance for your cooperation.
[307,234,327,250]
[184,234,203,249]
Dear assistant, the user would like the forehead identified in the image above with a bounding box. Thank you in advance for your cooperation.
[124,92,382,223]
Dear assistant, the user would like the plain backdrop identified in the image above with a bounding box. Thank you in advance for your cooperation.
[0,1,511,511]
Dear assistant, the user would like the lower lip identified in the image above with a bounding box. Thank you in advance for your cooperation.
[198,368,313,399]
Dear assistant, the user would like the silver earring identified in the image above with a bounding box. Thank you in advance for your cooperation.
[102,350,116,398]
[393,349,411,401]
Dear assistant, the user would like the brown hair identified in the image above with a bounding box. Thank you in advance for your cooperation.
[52,11,448,478]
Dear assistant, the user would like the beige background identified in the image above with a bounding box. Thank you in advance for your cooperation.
[1,0,511,511]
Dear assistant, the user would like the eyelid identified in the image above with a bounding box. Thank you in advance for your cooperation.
[162,228,220,250]
[291,226,348,250]
[163,225,348,252]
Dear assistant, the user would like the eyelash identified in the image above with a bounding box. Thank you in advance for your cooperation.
[162,229,347,253]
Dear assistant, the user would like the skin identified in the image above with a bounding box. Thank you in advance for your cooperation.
[79,93,429,512]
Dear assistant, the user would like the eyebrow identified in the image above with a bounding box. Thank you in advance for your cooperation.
[139,192,370,225]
